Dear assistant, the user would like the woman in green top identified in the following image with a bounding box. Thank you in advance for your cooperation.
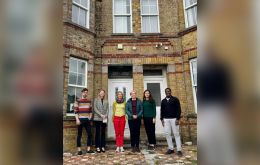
[143,90,157,150]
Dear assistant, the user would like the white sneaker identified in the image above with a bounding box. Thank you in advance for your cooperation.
[120,147,125,152]
[116,147,120,152]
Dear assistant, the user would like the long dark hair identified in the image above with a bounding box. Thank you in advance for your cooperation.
[143,90,154,102]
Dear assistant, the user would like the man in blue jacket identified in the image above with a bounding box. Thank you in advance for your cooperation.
[126,90,143,152]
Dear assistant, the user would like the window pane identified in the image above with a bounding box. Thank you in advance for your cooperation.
[187,8,195,27]
[114,0,130,14]
[142,5,149,14]
[142,16,150,32]
[147,83,161,106]
[115,16,130,33]
[79,8,86,27]
[150,0,157,6]
[141,0,149,6]
[69,72,77,85]
[75,87,82,100]
[78,61,86,74]
[142,16,158,33]
[72,5,79,24]
[191,60,197,86]
[73,0,80,4]
[150,5,158,14]
[77,73,85,86]
[150,16,158,32]
[81,0,88,8]
[185,0,193,7]
[194,6,197,25]
[67,86,76,113]
[141,0,157,14]
[115,17,124,33]
[126,16,131,33]
[69,58,77,72]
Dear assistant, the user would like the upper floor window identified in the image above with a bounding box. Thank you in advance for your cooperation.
[67,57,88,113]
[140,0,160,33]
[72,0,90,28]
[183,0,197,28]
[113,0,132,33]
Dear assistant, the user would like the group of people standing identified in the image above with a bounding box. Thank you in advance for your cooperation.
[74,87,183,157]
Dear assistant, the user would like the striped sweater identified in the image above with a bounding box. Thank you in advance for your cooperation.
[75,98,92,121]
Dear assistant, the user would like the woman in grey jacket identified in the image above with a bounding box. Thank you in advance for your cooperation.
[93,89,109,153]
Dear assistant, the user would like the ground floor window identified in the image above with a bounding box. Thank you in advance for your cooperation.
[67,57,88,114]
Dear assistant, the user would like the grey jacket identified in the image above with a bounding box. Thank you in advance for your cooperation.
[93,98,109,121]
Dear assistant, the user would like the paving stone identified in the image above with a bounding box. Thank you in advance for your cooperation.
[63,145,197,165]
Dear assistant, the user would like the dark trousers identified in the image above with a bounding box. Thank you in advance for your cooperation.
[128,118,141,147]
[95,121,107,148]
[77,120,92,147]
[144,117,156,145]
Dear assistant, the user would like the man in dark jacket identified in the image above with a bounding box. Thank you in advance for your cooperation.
[126,90,143,152]
[160,88,182,156]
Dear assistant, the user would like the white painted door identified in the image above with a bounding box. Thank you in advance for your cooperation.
[107,79,133,138]
[144,77,167,136]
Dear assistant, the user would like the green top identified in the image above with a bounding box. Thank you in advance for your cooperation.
[143,99,156,118]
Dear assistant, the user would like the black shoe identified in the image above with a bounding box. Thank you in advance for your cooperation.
[101,147,106,153]
[165,149,174,155]
[177,151,183,157]
[135,147,140,152]
[77,151,83,155]
[131,147,136,153]
[87,150,95,154]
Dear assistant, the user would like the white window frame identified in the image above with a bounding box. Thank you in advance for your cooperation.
[67,57,88,115]
[72,0,90,28]
[140,0,160,33]
[113,0,133,33]
[183,0,197,28]
[189,58,197,113]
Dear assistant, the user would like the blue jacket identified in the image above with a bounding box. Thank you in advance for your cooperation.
[125,98,143,120]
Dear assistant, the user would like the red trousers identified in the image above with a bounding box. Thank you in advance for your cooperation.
[113,116,126,147]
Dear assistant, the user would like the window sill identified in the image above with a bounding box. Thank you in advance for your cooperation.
[111,33,135,36]
[63,114,76,121]
[178,25,197,36]
[63,20,96,36]
[140,33,162,36]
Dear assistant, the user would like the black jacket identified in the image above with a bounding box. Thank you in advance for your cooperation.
[160,96,181,120]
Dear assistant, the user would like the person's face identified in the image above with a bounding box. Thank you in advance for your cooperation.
[82,90,88,98]
[144,91,150,98]
[165,89,171,97]
[117,93,123,100]
[131,91,137,99]
[99,91,105,98]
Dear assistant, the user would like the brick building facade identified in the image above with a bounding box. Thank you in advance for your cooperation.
[63,0,197,152]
